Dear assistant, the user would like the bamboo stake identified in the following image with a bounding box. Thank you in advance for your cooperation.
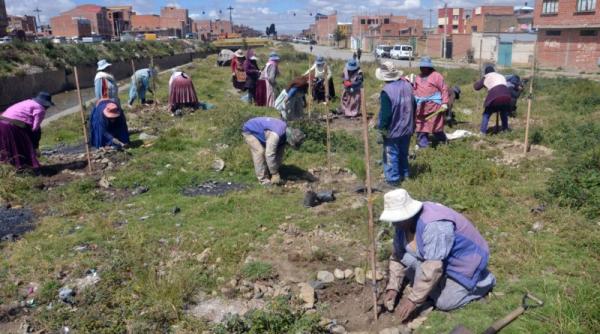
[74,66,93,174]
[307,56,313,120]
[324,64,332,179]
[523,45,537,154]
[150,57,159,110]
[360,87,378,323]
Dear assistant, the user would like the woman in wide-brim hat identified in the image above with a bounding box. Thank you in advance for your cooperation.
[231,49,247,91]
[89,99,130,149]
[338,58,363,118]
[0,92,54,171]
[94,59,120,104]
[304,56,335,103]
[258,52,281,107]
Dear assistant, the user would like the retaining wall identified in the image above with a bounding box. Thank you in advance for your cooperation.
[0,52,207,110]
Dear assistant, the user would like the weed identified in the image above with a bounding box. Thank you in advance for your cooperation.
[241,261,276,281]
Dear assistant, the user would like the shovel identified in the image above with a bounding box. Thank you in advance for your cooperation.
[450,293,544,334]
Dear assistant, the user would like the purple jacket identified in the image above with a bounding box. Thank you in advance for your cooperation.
[2,99,46,131]
[382,80,415,138]
[242,117,287,145]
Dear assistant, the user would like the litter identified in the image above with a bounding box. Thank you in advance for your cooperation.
[446,130,475,141]
[182,181,246,197]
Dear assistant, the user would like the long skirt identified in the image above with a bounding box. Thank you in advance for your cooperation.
[313,78,336,102]
[233,77,246,90]
[169,76,199,111]
[255,79,268,106]
[415,101,445,134]
[282,93,305,121]
[0,120,39,170]
[265,81,276,108]
[340,89,361,117]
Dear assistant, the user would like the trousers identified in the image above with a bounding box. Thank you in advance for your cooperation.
[383,136,411,184]
[243,131,285,182]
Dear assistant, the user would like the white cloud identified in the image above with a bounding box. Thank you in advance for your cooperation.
[5,0,75,24]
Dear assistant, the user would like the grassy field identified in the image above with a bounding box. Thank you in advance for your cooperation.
[0,43,599,333]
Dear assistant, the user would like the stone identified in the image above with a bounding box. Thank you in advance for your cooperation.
[98,176,111,189]
[355,268,365,285]
[380,328,401,334]
[330,325,347,334]
[334,269,345,280]
[139,132,158,141]
[344,269,354,279]
[196,248,211,263]
[366,270,384,281]
[298,283,315,308]
[212,158,225,172]
[532,221,544,232]
[317,271,335,283]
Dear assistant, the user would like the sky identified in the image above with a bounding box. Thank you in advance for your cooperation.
[5,0,533,33]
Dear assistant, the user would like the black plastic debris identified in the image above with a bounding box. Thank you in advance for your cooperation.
[0,207,35,242]
[181,181,246,197]
[304,190,336,208]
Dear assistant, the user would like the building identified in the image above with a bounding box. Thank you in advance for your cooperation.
[351,14,423,50]
[514,3,535,31]
[469,6,516,33]
[193,19,232,40]
[108,6,133,37]
[51,5,113,38]
[534,0,600,72]
[314,12,337,45]
[130,15,161,32]
[438,7,468,34]
[50,16,92,38]
[336,22,352,47]
[0,0,8,37]
[160,6,191,37]
[8,15,37,34]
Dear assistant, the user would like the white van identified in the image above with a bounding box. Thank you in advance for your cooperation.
[375,45,392,58]
[390,45,414,60]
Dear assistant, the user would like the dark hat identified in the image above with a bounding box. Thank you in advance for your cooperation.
[285,127,306,149]
[484,65,495,74]
[33,91,54,108]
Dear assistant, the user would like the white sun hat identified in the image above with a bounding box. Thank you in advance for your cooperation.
[379,189,423,223]
[375,61,403,82]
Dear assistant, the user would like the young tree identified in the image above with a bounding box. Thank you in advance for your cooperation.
[333,26,346,48]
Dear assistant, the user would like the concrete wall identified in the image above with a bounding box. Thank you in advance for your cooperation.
[0,52,207,110]
[472,32,499,63]
[512,41,535,65]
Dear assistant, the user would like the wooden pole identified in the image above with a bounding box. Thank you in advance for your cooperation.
[479,38,484,114]
[324,64,332,179]
[523,45,537,154]
[360,87,378,322]
[307,56,313,119]
[150,57,159,109]
[130,59,136,74]
[74,66,93,174]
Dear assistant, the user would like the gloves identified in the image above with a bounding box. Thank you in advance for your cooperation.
[270,173,282,185]
[384,290,398,312]
[384,256,407,312]
[395,297,417,322]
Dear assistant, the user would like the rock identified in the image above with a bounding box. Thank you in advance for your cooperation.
[212,158,225,172]
[131,186,149,196]
[308,280,326,290]
[298,283,315,308]
[196,248,211,263]
[380,328,401,334]
[330,325,347,334]
[188,294,265,323]
[139,132,158,141]
[366,270,384,281]
[532,221,544,232]
[350,197,366,209]
[334,269,345,280]
[98,176,111,189]
[355,268,365,284]
[344,269,354,279]
[58,287,74,304]
[74,270,100,291]
[317,271,335,283]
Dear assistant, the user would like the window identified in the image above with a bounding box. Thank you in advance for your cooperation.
[384,18,390,24]
[453,15,459,20]
[546,30,561,36]
[452,25,458,29]
[360,19,366,24]
[576,0,596,12]
[472,26,478,32]
[367,19,373,24]
[580,29,598,36]
[542,0,559,14]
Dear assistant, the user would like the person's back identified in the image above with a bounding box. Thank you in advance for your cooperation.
[383,80,414,139]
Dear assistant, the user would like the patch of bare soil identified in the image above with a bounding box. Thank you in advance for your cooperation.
[473,139,554,167]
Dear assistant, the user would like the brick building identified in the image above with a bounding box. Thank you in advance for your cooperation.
[160,6,191,37]
[351,14,423,51]
[315,12,337,45]
[50,16,92,38]
[438,7,468,34]
[0,0,8,37]
[51,5,113,38]
[8,15,37,34]
[469,6,516,33]
[108,6,133,37]
[534,0,600,72]
[193,19,232,40]
[130,15,161,31]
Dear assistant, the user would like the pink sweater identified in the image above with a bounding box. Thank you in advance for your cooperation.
[2,99,46,131]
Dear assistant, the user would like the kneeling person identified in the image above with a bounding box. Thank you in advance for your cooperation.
[380,189,495,321]
[90,100,130,149]
[242,117,305,185]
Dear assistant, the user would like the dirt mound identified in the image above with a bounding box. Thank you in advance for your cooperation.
[473,139,554,166]
[182,181,246,197]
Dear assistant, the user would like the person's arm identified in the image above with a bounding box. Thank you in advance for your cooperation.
[351,72,364,89]
[303,64,315,76]
[473,77,485,91]
[31,104,46,131]
[378,91,393,132]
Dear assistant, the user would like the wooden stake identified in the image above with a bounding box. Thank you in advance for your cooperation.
[479,39,484,113]
[307,56,312,120]
[523,45,537,154]
[74,66,93,174]
[360,87,378,322]
[324,64,332,179]
[150,57,159,109]
[130,59,136,74]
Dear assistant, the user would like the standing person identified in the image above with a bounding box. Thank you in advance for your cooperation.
[338,58,363,118]
[243,49,260,104]
[260,52,281,108]
[242,117,305,185]
[168,70,199,116]
[505,74,523,117]
[376,61,415,187]
[304,56,335,102]
[89,100,130,149]
[413,57,449,148]
[0,92,54,171]
[309,45,313,53]
[128,68,156,107]
[357,47,362,61]
[474,66,513,134]
[94,59,119,104]
[231,49,247,91]
[380,189,495,320]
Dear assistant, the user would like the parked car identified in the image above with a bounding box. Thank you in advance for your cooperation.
[0,36,12,44]
[375,45,392,58]
[390,44,414,60]
[51,37,66,44]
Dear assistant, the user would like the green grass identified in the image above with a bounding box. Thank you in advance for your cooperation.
[0,44,599,333]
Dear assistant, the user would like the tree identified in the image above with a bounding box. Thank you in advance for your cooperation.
[333,26,346,48]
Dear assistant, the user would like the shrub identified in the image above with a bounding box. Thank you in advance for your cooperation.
[241,261,275,281]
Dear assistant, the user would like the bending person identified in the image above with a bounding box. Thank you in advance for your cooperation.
[168,70,199,116]
[89,100,130,149]
[474,66,512,134]
[304,56,335,103]
[128,68,156,107]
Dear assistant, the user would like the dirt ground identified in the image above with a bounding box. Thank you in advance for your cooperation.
[472,139,554,167]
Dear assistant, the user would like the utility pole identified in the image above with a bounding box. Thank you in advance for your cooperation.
[429,9,433,29]
[227,6,234,33]
[33,7,42,32]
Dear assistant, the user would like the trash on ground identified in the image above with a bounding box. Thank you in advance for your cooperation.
[182,181,246,197]
[0,207,35,241]
[446,129,475,141]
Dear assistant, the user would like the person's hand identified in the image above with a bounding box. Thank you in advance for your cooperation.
[395,297,417,322]
[384,289,398,312]
[112,138,124,147]
[439,104,448,112]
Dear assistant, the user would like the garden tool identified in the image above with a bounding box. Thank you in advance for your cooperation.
[449,293,544,334]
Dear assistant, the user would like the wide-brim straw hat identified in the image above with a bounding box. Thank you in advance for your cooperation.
[234,49,245,57]
[97,59,112,71]
[375,61,403,81]
[315,56,325,65]
[379,189,423,223]
[102,102,121,119]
